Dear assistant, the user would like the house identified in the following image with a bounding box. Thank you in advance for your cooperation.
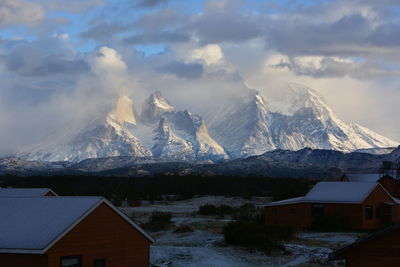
[340,173,382,182]
[0,196,154,267]
[329,223,400,267]
[265,182,400,230]
[341,173,400,197]
[0,187,57,197]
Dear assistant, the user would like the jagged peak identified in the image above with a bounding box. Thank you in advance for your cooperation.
[140,91,176,124]
[149,91,175,112]
[107,95,136,125]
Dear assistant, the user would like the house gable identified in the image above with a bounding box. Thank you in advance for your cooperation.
[46,202,152,267]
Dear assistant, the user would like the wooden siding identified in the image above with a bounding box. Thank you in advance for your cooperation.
[265,203,362,229]
[265,186,399,230]
[265,203,311,229]
[345,227,400,267]
[362,185,397,229]
[46,203,151,267]
[0,253,47,267]
[44,191,57,197]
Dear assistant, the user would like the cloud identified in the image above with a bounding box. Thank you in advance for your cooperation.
[158,61,204,79]
[189,44,224,65]
[135,0,168,9]
[269,55,400,80]
[123,31,190,45]
[0,0,44,28]
[80,22,128,42]
[32,0,104,13]
[189,11,264,44]
[0,35,89,77]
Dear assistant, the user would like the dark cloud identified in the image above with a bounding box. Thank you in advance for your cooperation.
[135,0,168,9]
[123,30,190,45]
[0,38,89,77]
[80,22,128,41]
[266,13,400,58]
[158,61,204,79]
[2,45,89,77]
[270,57,398,80]
[189,12,264,44]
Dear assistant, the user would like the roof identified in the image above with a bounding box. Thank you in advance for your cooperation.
[329,223,400,261]
[303,182,378,203]
[0,197,154,254]
[267,182,381,206]
[344,173,382,182]
[266,197,304,206]
[0,188,57,197]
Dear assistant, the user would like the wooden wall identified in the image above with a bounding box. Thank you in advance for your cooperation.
[0,253,47,267]
[265,186,399,230]
[46,203,151,267]
[345,228,400,267]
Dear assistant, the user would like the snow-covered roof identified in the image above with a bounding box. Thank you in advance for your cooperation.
[344,173,382,182]
[303,182,378,203]
[0,197,154,254]
[267,182,382,206]
[0,188,56,197]
[266,197,304,206]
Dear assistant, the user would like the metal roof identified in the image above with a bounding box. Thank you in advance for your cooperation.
[267,182,383,206]
[0,188,57,197]
[0,196,154,254]
[344,173,382,182]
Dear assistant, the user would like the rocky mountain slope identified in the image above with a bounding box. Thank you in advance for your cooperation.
[4,146,400,178]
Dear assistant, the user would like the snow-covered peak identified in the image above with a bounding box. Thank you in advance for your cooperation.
[140,91,176,124]
[107,95,136,125]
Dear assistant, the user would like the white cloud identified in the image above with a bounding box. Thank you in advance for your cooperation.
[189,44,224,65]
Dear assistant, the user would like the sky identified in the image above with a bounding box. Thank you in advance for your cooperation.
[1,0,400,155]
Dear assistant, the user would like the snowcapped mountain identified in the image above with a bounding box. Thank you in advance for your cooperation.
[21,83,398,163]
[207,84,398,158]
[24,95,152,162]
[140,92,228,161]
[23,92,228,162]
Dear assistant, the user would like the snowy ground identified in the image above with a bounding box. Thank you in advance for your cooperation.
[122,196,363,267]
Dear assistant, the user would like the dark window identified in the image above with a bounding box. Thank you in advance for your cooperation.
[311,204,324,217]
[60,255,82,267]
[289,208,296,214]
[365,205,373,220]
[94,259,106,267]
[272,208,277,214]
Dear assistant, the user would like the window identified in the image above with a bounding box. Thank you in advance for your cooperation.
[311,204,324,217]
[94,259,106,267]
[60,255,82,267]
[289,208,296,214]
[365,205,373,220]
[272,208,277,214]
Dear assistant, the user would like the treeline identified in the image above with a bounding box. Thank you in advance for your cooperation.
[0,175,316,201]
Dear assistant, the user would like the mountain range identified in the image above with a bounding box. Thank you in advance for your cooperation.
[21,83,398,163]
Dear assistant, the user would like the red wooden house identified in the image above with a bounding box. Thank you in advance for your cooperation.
[0,196,154,267]
[0,187,57,197]
[265,182,400,230]
[341,173,400,197]
[329,223,400,267]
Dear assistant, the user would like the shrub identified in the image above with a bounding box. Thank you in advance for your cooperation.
[198,204,217,215]
[309,214,352,232]
[234,203,258,221]
[222,221,295,253]
[144,212,172,232]
[217,204,234,215]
